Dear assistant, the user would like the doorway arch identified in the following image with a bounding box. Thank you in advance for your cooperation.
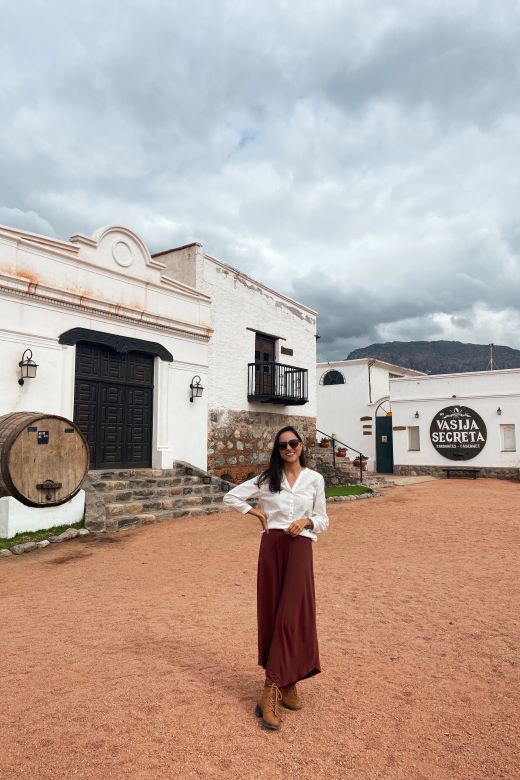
[60,329,172,470]
[375,398,394,474]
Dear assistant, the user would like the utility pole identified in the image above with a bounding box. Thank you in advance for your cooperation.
[368,359,376,403]
[487,343,494,371]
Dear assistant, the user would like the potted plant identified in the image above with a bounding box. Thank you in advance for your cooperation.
[353,455,368,470]
[319,437,330,448]
[336,447,347,457]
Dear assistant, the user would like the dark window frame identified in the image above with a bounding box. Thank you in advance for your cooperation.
[320,369,346,386]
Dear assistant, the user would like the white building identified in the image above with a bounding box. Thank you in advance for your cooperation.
[316,358,424,472]
[390,368,520,479]
[0,222,318,534]
[154,243,317,484]
[0,222,212,537]
[0,223,212,473]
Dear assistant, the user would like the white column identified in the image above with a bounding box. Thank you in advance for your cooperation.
[152,358,171,467]
[60,345,76,419]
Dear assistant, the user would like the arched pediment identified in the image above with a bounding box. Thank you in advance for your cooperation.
[69,224,165,279]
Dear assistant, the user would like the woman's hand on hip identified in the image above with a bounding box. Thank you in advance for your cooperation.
[285,518,310,537]
[247,508,268,532]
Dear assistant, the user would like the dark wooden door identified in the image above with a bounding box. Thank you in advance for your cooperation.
[254,334,275,396]
[375,416,394,473]
[74,343,154,469]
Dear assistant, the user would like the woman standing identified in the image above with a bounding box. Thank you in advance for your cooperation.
[223,426,329,731]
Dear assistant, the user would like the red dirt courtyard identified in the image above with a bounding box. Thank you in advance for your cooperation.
[1,479,519,779]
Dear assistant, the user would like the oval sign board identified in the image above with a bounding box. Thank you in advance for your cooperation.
[430,405,487,461]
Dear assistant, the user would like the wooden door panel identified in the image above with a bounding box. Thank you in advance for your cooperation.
[126,387,152,466]
[74,343,154,469]
[127,355,154,385]
[100,350,126,382]
[75,344,100,378]
[73,380,98,465]
[255,335,275,362]
[98,442,124,467]
[254,335,275,396]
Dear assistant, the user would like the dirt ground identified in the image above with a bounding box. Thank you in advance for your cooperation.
[1,479,519,780]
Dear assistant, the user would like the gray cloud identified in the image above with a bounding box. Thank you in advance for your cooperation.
[2,0,520,360]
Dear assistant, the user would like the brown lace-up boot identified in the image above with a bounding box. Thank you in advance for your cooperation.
[281,684,303,710]
[255,683,282,730]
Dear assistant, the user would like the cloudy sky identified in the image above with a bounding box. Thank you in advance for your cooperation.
[3,0,520,359]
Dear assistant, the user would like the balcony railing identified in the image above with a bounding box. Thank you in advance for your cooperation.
[247,362,308,405]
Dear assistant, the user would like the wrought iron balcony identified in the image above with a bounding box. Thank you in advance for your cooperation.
[247,362,308,405]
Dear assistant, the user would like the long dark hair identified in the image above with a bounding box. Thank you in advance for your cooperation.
[257,426,306,493]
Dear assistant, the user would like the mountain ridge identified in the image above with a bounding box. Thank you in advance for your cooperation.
[346,340,520,375]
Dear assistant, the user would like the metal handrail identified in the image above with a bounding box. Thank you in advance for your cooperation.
[315,427,367,483]
[247,362,308,405]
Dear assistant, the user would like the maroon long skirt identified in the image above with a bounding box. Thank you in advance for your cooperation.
[257,529,321,688]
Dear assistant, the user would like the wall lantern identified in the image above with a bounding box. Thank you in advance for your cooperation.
[414,411,420,419]
[497,407,502,415]
[190,375,204,402]
[18,349,38,386]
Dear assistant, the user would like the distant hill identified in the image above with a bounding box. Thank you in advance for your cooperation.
[346,341,520,374]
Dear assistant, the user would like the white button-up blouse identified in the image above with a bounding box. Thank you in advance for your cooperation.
[223,467,329,541]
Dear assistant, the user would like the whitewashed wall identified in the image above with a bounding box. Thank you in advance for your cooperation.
[317,359,422,468]
[317,361,373,460]
[160,246,317,416]
[391,369,520,469]
[0,224,212,472]
[202,255,317,415]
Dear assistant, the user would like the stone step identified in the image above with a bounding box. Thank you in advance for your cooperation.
[92,465,211,480]
[93,468,180,479]
[328,465,359,474]
[105,492,226,518]
[313,454,348,461]
[310,446,368,461]
[312,455,358,466]
[90,475,220,491]
[112,504,224,531]
[85,462,234,533]
[96,483,228,502]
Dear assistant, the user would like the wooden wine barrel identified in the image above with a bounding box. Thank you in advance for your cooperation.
[0,412,90,507]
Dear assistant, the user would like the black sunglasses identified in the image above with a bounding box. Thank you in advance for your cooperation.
[278,438,301,450]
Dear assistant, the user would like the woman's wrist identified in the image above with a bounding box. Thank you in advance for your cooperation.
[306,519,314,530]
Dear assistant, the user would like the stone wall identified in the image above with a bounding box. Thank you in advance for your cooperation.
[207,409,316,483]
[394,464,520,480]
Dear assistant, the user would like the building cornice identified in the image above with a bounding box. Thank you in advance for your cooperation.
[391,366,520,381]
[0,223,78,255]
[0,272,213,343]
[204,253,318,317]
[317,358,425,376]
[0,224,211,305]
[391,392,520,403]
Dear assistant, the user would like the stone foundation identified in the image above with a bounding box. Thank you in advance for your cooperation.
[208,409,316,483]
[394,464,520,481]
